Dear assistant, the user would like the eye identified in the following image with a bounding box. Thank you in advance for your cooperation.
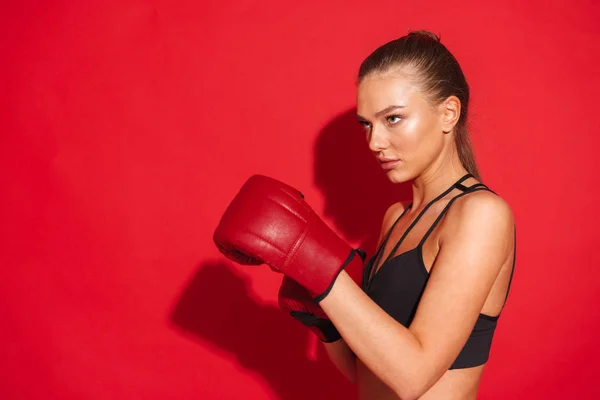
[386,115,402,125]
[358,120,372,131]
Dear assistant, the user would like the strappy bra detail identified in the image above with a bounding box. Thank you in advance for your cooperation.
[361,173,516,370]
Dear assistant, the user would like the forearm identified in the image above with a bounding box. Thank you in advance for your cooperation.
[322,339,357,383]
[320,271,429,400]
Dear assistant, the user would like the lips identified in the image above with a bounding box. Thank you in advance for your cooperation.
[378,158,401,171]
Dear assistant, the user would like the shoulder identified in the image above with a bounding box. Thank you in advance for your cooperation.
[449,189,513,225]
[382,201,409,229]
[383,201,408,221]
[376,201,409,244]
[441,189,514,255]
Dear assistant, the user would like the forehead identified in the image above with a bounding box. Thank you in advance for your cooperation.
[357,72,425,115]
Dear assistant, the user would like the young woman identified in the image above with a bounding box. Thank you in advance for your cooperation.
[318,30,516,399]
[214,30,516,400]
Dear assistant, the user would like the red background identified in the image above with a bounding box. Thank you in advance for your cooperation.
[2,1,599,399]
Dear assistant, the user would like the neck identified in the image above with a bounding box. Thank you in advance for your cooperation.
[408,145,470,212]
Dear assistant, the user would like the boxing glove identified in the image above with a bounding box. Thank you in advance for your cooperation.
[278,276,342,342]
[213,174,362,302]
[278,248,366,342]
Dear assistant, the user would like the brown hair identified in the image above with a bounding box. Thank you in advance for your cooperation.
[358,30,481,181]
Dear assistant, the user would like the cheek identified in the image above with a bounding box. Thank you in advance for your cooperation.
[392,113,440,155]
[390,115,425,151]
[411,109,440,136]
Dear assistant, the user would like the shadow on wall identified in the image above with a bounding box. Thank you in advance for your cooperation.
[314,108,411,256]
[169,109,411,399]
[170,261,354,399]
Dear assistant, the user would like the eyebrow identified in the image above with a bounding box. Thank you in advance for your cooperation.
[356,105,406,121]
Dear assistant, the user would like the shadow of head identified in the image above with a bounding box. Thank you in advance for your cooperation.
[313,109,411,253]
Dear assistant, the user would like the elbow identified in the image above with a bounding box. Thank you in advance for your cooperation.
[392,386,422,400]
[389,367,431,400]
[390,346,440,399]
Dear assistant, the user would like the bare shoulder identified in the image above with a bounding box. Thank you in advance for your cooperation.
[377,201,409,244]
[441,189,515,253]
[450,189,514,224]
[382,201,409,229]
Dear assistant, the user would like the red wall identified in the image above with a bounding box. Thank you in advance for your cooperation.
[2,1,599,398]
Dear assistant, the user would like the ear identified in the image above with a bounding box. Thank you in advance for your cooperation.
[439,96,461,133]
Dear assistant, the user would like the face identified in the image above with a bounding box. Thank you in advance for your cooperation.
[356,70,451,183]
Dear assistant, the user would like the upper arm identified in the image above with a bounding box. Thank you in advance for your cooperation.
[407,192,514,386]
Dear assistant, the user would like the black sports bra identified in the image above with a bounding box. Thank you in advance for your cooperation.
[361,173,516,370]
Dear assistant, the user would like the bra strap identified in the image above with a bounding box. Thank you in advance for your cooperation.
[369,205,413,279]
[417,184,493,248]
[379,173,473,267]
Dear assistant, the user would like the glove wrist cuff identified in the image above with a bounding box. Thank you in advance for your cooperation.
[312,249,363,303]
[288,311,342,342]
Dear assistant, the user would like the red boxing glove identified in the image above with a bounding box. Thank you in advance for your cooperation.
[278,277,341,342]
[278,249,366,342]
[213,175,363,301]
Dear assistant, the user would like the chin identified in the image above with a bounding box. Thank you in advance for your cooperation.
[386,169,411,184]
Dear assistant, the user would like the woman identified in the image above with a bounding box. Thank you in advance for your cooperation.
[214,30,516,400]
[318,30,516,399]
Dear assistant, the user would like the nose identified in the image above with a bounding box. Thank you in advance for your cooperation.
[367,124,388,153]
